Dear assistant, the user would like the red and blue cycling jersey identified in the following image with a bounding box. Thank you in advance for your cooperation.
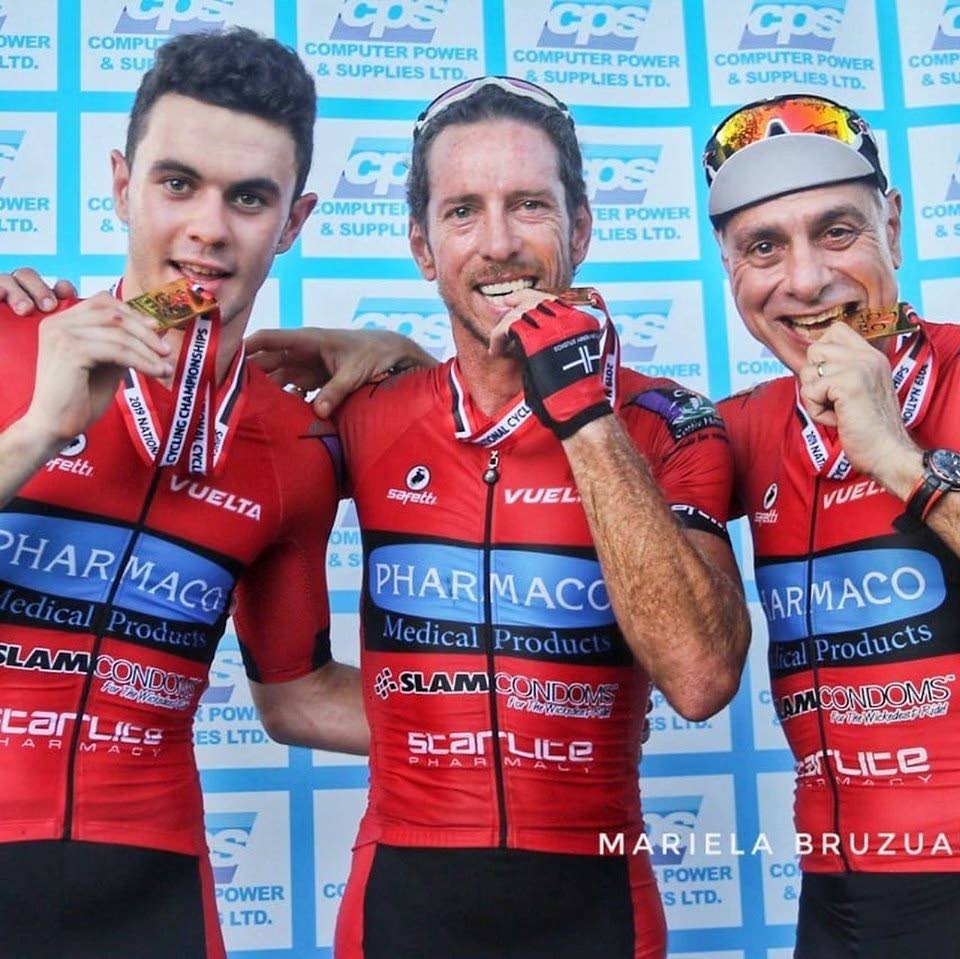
[720,317,960,872]
[0,302,338,880]
[337,360,732,854]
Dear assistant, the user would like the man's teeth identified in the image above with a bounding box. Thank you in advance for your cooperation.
[479,278,534,295]
[180,264,223,278]
[791,306,849,327]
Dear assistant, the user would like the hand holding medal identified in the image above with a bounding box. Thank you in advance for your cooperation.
[125,278,218,330]
[489,286,621,441]
[117,278,247,476]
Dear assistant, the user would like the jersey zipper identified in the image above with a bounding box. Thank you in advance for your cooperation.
[806,475,851,870]
[481,448,509,848]
[62,464,166,840]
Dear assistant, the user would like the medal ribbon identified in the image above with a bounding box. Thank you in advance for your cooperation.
[114,280,247,475]
[451,291,621,447]
[794,306,934,479]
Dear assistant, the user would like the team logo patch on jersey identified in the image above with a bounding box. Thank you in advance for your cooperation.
[763,483,778,510]
[386,464,437,506]
[59,434,87,457]
[754,481,780,526]
[405,465,431,491]
[632,387,723,440]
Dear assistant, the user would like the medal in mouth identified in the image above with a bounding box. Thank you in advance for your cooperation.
[837,303,919,340]
[553,287,602,308]
[126,278,218,329]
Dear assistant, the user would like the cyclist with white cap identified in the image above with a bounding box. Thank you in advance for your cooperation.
[708,94,960,957]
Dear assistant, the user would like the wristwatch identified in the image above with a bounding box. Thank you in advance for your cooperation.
[902,448,960,524]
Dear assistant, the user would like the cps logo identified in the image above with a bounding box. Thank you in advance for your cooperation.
[537,0,650,50]
[206,811,257,884]
[352,297,452,358]
[330,0,447,42]
[334,138,410,200]
[581,144,661,204]
[934,1,960,50]
[947,152,960,202]
[114,0,229,35]
[608,300,671,363]
[643,794,702,866]
[201,650,244,705]
[739,0,845,51]
[0,130,24,191]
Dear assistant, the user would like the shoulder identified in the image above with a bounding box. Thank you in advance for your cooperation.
[337,361,449,436]
[619,368,724,441]
[0,301,80,417]
[717,375,793,421]
[243,363,327,430]
[241,365,342,487]
[0,298,74,343]
[922,318,960,359]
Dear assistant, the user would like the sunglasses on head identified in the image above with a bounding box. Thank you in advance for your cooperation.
[702,93,886,192]
[414,75,573,138]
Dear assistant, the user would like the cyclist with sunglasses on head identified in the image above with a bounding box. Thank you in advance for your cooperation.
[706,95,960,957]
[5,74,750,959]
[256,76,749,959]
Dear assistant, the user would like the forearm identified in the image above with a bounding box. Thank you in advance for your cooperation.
[563,416,750,720]
[884,446,960,556]
[250,661,369,755]
[0,414,63,509]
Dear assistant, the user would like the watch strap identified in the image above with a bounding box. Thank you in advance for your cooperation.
[899,451,954,528]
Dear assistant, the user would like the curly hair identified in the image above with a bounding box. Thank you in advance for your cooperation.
[126,27,316,198]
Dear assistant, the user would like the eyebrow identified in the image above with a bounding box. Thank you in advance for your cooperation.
[730,202,871,253]
[808,202,871,233]
[438,188,558,209]
[149,159,282,201]
[730,223,786,254]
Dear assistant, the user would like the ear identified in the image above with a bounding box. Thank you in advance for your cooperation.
[111,149,131,223]
[570,203,592,268]
[276,193,317,254]
[713,226,734,275]
[409,216,436,281]
[884,188,903,270]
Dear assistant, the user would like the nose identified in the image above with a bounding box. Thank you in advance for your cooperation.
[477,207,520,262]
[186,189,229,248]
[782,237,831,302]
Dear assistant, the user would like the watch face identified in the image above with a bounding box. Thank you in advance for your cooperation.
[928,449,960,487]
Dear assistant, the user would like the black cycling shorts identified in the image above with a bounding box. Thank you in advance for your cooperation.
[0,839,214,959]
[336,843,666,959]
[795,871,960,958]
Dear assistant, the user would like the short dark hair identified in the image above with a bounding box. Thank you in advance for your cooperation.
[126,27,316,199]
[406,85,588,229]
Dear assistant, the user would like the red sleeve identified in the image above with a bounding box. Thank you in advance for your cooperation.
[232,415,340,684]
[716,392,751,521]
[620,381,734,538]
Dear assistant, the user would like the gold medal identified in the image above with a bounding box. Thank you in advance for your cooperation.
[554,287,602,308]
[126,278,218,329]
[842,304,920,341]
